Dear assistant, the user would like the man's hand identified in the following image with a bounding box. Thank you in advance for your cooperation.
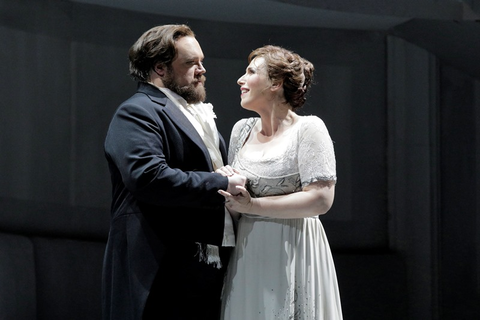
[226,173,246,195]
[216,165,246,195]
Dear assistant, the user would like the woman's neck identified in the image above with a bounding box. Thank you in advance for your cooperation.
[258,108,296,138]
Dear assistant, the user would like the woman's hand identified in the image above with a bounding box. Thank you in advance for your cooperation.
[218,186,254,214]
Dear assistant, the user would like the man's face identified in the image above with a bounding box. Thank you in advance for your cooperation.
[163,36,206,104]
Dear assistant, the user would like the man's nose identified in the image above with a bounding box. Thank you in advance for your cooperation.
[197,62,206,73]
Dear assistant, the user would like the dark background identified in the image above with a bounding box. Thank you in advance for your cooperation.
[1,0,479,319]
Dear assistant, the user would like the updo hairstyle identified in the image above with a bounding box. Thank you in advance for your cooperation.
[248,45,314,110]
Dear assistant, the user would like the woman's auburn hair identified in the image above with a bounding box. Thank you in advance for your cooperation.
[248,45,314,110]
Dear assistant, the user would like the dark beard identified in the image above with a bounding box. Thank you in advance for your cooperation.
[163,68,206,104]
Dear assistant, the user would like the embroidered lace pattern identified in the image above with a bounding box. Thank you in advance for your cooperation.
[228,115,336,199]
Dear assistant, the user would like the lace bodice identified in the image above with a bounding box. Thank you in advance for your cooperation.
[228,116,336,198]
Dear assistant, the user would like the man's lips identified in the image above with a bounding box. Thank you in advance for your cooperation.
[194,75,206,86]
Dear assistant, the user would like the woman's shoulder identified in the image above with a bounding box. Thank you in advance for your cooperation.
[234,117,259,126]
[232,117,259,133]
[297,115,328,131]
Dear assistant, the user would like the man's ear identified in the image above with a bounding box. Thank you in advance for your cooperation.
[153,63,166,77]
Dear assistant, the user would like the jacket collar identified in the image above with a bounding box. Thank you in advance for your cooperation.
[136,82,220,170]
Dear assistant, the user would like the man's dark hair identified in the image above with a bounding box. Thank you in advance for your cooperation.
[128,24,195,82]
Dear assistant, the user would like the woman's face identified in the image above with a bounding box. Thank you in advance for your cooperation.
[237,57,272,111]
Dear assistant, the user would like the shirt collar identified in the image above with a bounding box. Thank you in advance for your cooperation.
[157,86,189,109]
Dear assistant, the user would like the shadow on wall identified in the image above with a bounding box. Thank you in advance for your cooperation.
[0,197,109,320]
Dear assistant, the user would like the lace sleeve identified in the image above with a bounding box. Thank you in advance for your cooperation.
[227,118,257,165]
[298,116,337,187]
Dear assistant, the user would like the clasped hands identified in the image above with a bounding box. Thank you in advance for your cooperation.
[216,165,253,214]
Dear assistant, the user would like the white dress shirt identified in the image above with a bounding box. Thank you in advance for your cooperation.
[157,86,235,248]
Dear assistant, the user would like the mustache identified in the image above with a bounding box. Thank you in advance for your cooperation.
[193,75,206,85]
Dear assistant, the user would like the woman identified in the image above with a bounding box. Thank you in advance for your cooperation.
[218,45,343,319]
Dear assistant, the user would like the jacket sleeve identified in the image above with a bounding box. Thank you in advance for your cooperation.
[104,98,228,209]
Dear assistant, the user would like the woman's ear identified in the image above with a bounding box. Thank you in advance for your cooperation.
[270,81,282,92]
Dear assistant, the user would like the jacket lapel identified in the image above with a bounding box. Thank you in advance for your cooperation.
[163,101,208,151]
[139,83,217,170]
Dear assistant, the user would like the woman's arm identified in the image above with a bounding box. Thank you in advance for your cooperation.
[219,180,335,219]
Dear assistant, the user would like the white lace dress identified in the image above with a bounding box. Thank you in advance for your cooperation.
[220,116,343,320]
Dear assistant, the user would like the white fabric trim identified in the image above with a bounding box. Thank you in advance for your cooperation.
[156,86,236,250]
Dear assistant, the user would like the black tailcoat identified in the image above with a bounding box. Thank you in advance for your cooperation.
[102,82,229,320]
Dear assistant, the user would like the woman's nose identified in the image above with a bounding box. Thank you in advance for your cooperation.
[237,74,245,85]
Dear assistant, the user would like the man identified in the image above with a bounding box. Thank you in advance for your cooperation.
[102,24,245,320]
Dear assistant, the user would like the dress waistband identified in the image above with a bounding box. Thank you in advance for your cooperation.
[242,213,319,220]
